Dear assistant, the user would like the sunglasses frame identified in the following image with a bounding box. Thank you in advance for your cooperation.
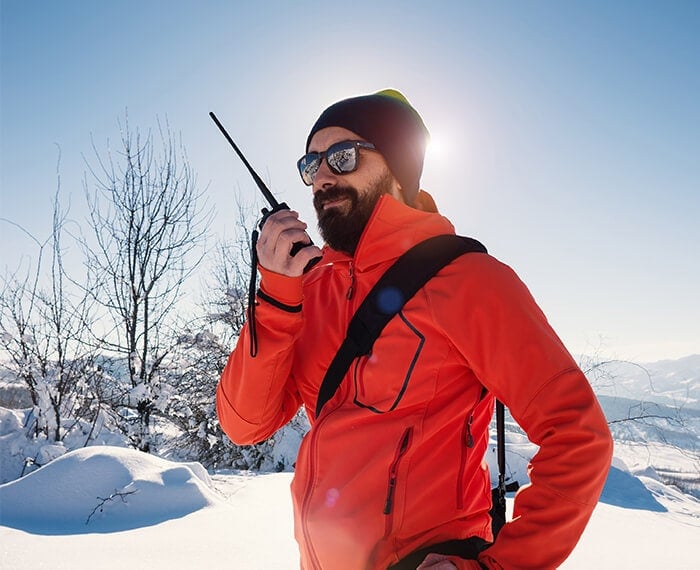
[297,140,377,186]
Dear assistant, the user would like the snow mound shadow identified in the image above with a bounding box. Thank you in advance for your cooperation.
[0,446,222,535]
[599,466,667,512]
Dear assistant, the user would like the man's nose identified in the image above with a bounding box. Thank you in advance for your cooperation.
[312,159,337,193]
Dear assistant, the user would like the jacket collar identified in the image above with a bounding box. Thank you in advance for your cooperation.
[320,194,456,273]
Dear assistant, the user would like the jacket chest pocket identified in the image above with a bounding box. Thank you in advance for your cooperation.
[352,311,427,414]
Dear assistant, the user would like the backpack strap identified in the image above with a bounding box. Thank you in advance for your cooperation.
[491,400,508,536]
[314,234,487,418]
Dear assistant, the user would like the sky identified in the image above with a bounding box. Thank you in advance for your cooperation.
[1,0,698,361]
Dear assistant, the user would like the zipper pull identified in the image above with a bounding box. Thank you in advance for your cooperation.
[384,477,396,514]
[346,263,355,300]
[466,415,474,448]
[384,429,411,515]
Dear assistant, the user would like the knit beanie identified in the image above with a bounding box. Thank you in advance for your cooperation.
[305,89,429,205]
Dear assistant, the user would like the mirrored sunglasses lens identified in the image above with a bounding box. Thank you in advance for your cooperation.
[299,154,320,185]
[326,143,357,174]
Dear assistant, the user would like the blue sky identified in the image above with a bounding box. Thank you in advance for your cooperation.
[1,0,698,361]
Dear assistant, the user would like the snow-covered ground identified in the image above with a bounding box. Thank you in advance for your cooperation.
[0,447,299,569]
[2,355,699,567]
[1,446,698,569]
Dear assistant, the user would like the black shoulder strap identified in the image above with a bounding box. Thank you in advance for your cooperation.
[314,234,487,417]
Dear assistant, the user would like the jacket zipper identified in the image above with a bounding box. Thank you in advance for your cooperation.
[346,262,355,300]
[301,262,355,567]
[300,407,335,569]
[383,427,413,536]
[457,409,476,510]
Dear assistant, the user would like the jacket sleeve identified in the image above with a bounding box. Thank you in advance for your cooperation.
[216,266,304,445]
[443,255,613,570]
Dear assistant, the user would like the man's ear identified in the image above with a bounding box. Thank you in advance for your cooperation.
[391,180,407,204]
[412,189,439,213]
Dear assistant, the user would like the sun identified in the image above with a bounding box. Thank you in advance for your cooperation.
[424,136,447,163]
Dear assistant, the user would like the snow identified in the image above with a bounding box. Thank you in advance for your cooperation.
[1,446,299,569]
[562,500,699,568]
[0,446,219,534]
[1,355,698,568]
[2,446,699,569]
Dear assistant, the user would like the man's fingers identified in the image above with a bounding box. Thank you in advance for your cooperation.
[271,228,311,255]
[256,209,319,276]
[416,553,458,569]
[259,210,306,244]
[296,244,323,266]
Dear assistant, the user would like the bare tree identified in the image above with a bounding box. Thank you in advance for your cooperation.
[162,199,256,465]
[82,115,211,451]
[161,197,310,471]
[203,198,258,345]
[0,183,103,445]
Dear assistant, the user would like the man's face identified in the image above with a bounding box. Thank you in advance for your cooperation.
[307,127,403,255]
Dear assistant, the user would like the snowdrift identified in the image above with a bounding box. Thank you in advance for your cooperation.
[0,446,222,534]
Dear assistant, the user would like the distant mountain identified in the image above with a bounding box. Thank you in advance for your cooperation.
[597,395,700,449]
[583,354,700,410]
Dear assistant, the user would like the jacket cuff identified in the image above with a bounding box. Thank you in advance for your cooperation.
[258,265,303,306]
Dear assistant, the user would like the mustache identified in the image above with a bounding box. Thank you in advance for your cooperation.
[313,185,358,212]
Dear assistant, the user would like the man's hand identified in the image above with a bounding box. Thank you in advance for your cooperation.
[416,553,484,569]
[416,553,457,569]
[256,209,322,277]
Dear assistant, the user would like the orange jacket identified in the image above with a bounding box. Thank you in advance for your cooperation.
[217,195,613,569]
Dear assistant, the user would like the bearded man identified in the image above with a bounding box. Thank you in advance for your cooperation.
[216,90,612,569]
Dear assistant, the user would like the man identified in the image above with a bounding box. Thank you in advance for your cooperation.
[217,89,613,569]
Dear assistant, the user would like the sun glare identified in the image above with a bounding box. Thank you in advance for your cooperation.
[425,136,447,163]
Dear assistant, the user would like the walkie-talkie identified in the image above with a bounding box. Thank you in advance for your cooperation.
[209,112,321,271]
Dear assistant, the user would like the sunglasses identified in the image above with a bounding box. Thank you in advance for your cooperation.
[297,140,377,186]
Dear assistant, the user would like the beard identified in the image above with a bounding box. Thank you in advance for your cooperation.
[314,172,395,255]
